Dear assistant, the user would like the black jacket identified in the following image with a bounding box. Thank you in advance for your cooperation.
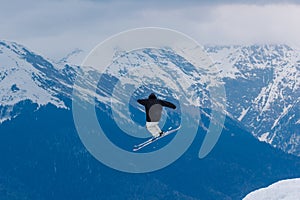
[137,93,176,122]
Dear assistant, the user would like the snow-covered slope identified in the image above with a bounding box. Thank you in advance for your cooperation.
[0,40,117,123]
[105,48,215,106]
[206,45,300,156]
[0,41,74,122]
[0,41,65,106]
[79,47,228,136]
[56,48,86,67]
[243,178,300,200]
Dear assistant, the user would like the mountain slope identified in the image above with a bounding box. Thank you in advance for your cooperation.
[0,99,300,200]
[0,40,111,124]
[206,45,300,156]
[0,41,73,122]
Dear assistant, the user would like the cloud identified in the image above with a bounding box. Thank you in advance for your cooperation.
[192,4,300,46]
[1,0,300,59]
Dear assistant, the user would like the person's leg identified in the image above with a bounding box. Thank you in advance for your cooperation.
[146,122,162,137]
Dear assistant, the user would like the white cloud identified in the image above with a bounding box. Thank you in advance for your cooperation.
[1,0,300,59]
[197,4,300,46]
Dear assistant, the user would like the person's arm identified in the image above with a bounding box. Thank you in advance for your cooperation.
[137,99,147,106]
[160,100,176,109]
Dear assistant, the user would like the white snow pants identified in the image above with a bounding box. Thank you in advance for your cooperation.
[146,122,162,137]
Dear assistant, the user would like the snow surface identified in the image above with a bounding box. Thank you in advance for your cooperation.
[243,178,300,200]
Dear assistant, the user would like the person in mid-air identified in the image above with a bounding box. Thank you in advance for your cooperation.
[137,93,176,137]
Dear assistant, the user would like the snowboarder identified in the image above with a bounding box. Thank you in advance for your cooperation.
[137,93,176,138]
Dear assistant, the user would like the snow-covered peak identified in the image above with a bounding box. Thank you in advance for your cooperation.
[0,40,72,122]
[243,178,300,200]
[102,47,223,108]
[56,48,86,67]
[0,41,28,56]
[205,44,298,78]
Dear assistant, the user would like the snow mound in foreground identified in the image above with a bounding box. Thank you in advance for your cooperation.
[243,178,300,200]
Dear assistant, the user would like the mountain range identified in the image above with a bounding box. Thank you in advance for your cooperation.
[0,40,299,199]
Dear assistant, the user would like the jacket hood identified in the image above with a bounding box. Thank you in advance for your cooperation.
[148,93,157,99]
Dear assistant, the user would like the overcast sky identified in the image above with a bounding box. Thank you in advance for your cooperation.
[1,0,300,59]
